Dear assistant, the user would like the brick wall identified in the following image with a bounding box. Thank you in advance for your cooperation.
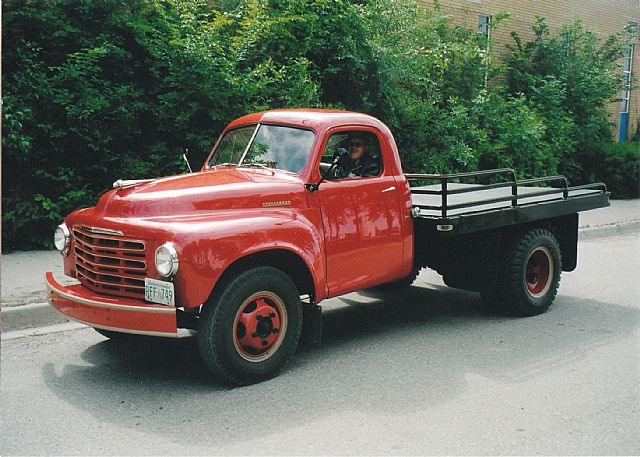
[416,0,640,141]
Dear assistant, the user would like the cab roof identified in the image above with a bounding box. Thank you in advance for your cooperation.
[225,109,388,132]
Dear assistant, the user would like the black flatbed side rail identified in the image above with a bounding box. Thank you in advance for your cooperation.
[406,168,610,236]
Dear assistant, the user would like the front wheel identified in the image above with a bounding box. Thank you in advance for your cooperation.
[496,229,562,317]
[197,267,303,385]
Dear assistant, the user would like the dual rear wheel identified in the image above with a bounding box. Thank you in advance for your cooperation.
[486,228,562,317]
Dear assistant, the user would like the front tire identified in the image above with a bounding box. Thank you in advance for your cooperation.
[197,267,303,385]
[496,229,562,317]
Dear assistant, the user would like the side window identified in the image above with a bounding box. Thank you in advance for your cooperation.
[319,131,382,179]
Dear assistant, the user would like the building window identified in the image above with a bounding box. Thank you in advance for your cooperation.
[619,43,634,141]
[478,15,491,85]
[621,44,634,115]
[478,14,490,40]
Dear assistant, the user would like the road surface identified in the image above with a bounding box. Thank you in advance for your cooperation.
[2,231,639,455]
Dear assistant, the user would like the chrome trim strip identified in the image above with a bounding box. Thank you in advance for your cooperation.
[239,123,261,165]
[47,279,175,314]
[78,225,124,237]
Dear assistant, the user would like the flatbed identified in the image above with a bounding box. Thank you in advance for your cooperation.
[407,169,609,236]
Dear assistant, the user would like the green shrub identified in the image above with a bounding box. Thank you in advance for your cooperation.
[505,17,630,182]
[579,141,640,198]
[1,0,323,250]
[2,1,634,251]
[475,93,560,178]
[362,1,490,173]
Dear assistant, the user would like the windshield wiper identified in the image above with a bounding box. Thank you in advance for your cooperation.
[210,162,237,169]
[237,162,276,174]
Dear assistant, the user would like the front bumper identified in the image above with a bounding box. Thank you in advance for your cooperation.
[45,272,179,337]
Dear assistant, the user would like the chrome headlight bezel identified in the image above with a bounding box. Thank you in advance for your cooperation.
[54,224,71,255]
[155,243,179,278]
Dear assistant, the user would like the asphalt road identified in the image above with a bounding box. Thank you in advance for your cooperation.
[2,232,639,455]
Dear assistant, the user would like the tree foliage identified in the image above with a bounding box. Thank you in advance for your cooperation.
[505,18,629,180]
[2,0,633,250]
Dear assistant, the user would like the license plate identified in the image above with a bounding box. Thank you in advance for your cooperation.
[144,278,175,306]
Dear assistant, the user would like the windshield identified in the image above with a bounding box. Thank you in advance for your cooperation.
[207,124,315,174]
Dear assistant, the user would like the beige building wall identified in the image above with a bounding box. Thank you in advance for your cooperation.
[416,0,640,141]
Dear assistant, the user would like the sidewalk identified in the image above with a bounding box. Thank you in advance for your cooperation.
[1,199,638,333]
[577,199,639,230]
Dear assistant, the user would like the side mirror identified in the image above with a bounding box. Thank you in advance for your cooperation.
[305,148,350,192]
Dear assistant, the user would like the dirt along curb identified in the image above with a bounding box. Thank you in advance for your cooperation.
[2,216,639,338]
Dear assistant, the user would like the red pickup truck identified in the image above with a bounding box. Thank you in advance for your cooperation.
[46,109,609,385]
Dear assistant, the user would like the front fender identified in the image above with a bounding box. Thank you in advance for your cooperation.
[168,208,326,308]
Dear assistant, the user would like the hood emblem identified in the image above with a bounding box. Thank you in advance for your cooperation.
[113,178,155,190]
[262,200,292,208]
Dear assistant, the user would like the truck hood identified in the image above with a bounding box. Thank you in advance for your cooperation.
[94,168,308,218]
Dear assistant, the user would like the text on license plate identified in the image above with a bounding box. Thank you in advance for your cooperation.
[144,278,175,306]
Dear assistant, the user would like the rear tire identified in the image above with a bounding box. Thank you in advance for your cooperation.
[495,229,561,317]
[197,267,303,385]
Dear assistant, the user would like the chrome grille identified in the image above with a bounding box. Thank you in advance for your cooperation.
[73,226,147,299]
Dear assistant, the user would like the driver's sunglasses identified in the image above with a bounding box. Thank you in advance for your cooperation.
[349,142,364,149]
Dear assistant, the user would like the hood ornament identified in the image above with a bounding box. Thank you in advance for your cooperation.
[112,179,155,190]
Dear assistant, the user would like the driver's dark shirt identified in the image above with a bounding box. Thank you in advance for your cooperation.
[335,154,380,178]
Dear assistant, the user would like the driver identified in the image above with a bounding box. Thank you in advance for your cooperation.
[335,134,380,178]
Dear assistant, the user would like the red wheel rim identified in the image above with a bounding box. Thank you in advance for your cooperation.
[233,291,287,363]
[525,247,553,298]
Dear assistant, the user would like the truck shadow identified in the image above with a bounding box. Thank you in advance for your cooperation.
[42,283,639,450]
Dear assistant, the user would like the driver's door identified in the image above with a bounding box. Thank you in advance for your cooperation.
[317,129,404,297]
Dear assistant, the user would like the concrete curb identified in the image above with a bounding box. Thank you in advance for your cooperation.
[1,220,638,337]
[3,322,87,341]
[1,302,72,334]
[578,220,640,241]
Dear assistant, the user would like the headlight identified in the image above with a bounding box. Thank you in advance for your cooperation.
[54,224,71,255]
[155,243,179,278]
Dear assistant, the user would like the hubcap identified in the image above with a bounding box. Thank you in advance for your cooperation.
[233,291,287,362]
[525,247,553,299]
